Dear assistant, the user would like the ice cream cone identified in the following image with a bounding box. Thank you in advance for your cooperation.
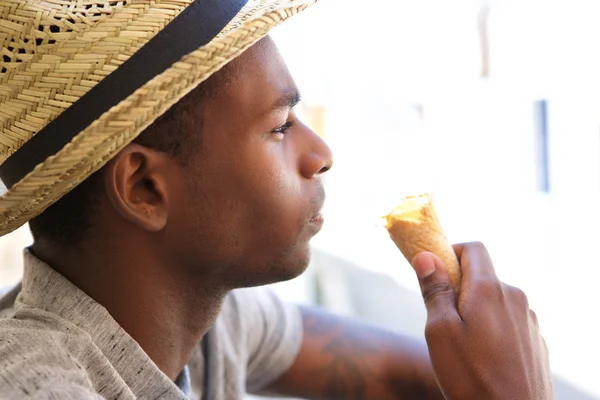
[384,194,461,291]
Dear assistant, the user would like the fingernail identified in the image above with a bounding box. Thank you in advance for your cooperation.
[412,253,436,279]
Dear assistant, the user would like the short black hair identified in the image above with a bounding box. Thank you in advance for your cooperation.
[28,69,229,247]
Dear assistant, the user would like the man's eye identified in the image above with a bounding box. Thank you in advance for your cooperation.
[272,121,294,135]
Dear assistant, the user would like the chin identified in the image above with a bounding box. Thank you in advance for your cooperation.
[232,245,312,288]
[270,254,311,283]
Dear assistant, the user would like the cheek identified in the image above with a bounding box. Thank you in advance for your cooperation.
[178,146,305,259]
[170,128,315,267]
[168,160,249,266]
[240,145,309,245]
[248,155,304,228]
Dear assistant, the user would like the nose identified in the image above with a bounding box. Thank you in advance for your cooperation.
[300,127,333,179]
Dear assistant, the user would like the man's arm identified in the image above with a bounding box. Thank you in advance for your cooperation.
[265,306,443,400]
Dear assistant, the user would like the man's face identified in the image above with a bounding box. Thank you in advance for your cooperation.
[167,36,332,288]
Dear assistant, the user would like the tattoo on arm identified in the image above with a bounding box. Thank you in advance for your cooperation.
[301,308,384,400]
[270,306,437,399]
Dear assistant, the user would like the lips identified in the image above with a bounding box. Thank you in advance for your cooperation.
[308,182,326,232]
[309,213,324,226]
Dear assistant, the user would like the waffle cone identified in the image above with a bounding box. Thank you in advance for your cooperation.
[384,194,461,291]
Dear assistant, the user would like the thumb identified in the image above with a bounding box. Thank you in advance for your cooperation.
[411,252,458,319]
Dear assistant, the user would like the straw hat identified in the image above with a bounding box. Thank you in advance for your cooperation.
[0,0,316,236]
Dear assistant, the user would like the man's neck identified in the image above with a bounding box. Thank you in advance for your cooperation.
[32,239,228,381]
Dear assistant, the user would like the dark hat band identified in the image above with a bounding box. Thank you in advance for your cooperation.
[0,0,248,189]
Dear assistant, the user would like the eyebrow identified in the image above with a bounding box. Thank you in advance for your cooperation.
[272,89,302,111]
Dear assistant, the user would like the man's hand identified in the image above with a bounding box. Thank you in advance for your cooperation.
[412,242,553,400]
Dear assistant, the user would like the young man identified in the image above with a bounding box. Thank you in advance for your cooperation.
[0,0,551,399]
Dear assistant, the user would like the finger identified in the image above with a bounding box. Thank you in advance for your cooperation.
[412,252,461,324]
[538,333,551,370]
[530,309,539,328]
[452,243,465,259]
[503,283,531,308]
[541,335,549,359]
[458,242,500,287]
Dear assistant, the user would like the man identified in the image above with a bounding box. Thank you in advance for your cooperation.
[0,0,551,399]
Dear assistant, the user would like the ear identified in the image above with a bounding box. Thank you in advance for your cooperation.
[102,144,171,232]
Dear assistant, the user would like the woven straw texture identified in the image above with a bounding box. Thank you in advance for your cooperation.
[0,0,316,236]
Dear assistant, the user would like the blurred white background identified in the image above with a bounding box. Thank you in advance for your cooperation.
[2,0,599,399]
[269,0,600,398]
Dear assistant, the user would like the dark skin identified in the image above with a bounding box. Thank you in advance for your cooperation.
[33,36,552,399]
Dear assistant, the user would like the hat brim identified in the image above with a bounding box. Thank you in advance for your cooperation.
[0,0,317,236]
